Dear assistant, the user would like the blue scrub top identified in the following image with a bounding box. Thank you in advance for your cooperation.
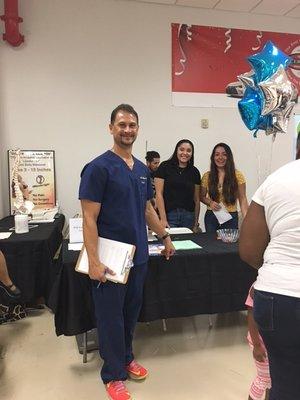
[79,150,153,265]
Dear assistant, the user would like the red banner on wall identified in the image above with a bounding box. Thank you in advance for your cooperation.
[172,24,300,107]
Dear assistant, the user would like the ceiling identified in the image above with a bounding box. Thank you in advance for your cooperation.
[125,0,300,18]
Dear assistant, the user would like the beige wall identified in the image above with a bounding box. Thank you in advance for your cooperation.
[0,0,299,224]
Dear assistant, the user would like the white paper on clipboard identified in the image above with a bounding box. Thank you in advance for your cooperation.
[213,203,233,225]
[76,237,135,284]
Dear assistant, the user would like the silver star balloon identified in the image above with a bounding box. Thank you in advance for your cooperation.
[259,66,293,116]
[291,84,298,103]
[265,126,279,141]
[237,70,256,89]
[272,101,295,134]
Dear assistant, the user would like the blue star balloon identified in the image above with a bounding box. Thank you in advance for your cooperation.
[248,41,292,83]
[251,115,273,137]
[238,86,263,130]
[257,114,272,130]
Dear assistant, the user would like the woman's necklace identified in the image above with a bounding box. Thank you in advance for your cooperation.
[178,163,187,174]
[218,170,225,190]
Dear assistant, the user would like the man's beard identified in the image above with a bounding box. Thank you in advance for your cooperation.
[120,135,136,147]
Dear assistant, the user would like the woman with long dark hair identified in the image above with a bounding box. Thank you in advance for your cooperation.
[200,143,248,233]
[155,139,201,231]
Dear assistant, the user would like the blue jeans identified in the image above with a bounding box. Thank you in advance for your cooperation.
[204,210,238,233]
[254,290,300,400]
[167,208,195,229]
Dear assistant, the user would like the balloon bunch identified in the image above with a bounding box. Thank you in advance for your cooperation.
[238,41,298,138]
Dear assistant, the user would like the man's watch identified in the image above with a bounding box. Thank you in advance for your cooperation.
[160,232,170,241]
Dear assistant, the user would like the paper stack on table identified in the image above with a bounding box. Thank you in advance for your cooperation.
[166,227,193,234]
[172,240,202,250]
[29,206,59,223]
[148,244,165,255]
[147,231,157,242]
[0,232,12,240]
[29,219,55,224]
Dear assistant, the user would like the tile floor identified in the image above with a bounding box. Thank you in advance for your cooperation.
[0,309,256,400]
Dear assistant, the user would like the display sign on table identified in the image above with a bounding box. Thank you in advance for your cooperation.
[8,150,56,215]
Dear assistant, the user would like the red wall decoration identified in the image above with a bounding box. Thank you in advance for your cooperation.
[172,24,300,106]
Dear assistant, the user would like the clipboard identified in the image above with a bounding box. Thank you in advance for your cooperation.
[75,237,135,284]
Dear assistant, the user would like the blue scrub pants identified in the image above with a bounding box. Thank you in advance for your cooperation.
[92,262,148,384]
[254,290,300,400]
[204,210,238,233]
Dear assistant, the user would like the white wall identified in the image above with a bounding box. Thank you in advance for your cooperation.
[0,0,299,224]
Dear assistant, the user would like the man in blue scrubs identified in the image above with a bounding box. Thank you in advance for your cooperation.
[79,104,175,400]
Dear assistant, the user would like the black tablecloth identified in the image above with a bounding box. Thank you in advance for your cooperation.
[139,233,257,321]
[49,241,95,336]
[51,234,257,336]
[0,214,65,303]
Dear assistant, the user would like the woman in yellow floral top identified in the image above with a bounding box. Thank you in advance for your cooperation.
[200,143,248,233]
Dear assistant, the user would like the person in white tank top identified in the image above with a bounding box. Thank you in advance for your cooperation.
[239,159,300,400]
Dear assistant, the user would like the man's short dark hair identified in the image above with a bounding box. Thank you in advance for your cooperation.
[145,151,160,162]
[110,104,139,125]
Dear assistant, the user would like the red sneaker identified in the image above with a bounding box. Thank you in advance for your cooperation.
[126,360,148,380]
[106,381,132,400]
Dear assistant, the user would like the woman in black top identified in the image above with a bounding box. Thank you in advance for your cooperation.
[155,139,201,232]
